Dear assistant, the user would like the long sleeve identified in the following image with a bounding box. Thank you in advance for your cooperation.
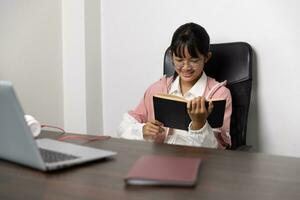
[117,113,145,140]
[117,76,172,141]
[165,121,218,148]
[187,121,218,148]
[184,95,231,149]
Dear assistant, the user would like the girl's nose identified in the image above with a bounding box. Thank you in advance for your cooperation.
[182,61,192,69]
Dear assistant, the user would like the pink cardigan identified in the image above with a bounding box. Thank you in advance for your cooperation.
[129,75,232,149]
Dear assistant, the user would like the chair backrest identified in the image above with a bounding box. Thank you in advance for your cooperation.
[163,42,252,149]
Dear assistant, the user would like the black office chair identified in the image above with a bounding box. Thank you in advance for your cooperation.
[163,42,252,150]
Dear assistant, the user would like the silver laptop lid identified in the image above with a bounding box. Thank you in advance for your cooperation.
[0,81,46,171]
[0,81,117,171]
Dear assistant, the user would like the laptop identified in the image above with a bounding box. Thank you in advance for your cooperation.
[0,80,117,171]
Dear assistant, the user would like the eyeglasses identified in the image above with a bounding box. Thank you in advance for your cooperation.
[173,57,203,69]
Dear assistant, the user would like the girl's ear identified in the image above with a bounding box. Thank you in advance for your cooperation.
[204,52,212,63]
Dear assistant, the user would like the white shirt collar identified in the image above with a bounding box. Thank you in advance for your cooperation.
[169,72,207,99]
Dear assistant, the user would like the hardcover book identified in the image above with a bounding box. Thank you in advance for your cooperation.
[153,93,226,130]
[125,155,201,187]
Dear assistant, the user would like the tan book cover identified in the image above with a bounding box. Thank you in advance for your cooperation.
[125,155,201,187]
[153,93,226,130]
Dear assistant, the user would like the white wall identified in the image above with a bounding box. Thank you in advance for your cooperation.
[62,0,102,134]
[101,0,300,157]
[0,0,63,128]
[85,0,103,135]
[0,0,103,135]
[62,0,87,133]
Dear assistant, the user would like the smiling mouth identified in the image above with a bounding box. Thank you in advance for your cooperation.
[181,71,194,78]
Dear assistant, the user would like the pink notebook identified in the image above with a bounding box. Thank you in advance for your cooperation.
[125,155,201,186]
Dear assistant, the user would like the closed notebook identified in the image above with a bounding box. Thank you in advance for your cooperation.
[124,155,201,187]
[153,93,226,130]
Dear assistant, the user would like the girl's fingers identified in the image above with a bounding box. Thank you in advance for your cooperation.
[194,97,201,112]
[150,119,164,127]
[189,99,197,113]
[200,97,206,112]
[187,101,191,111]
[150,123,164,133]
[145,121,165,136]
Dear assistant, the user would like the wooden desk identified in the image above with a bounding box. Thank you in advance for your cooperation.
[1,132,300,200]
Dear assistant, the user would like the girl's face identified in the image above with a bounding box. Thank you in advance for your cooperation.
[173,47,211,87]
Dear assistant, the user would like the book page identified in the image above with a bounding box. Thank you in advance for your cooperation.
[154,93,187,102]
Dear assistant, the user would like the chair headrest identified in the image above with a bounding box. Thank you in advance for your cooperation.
[164,42,252,85]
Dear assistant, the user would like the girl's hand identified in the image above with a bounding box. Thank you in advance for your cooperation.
[187,97,213,130]
[143,120,166,141]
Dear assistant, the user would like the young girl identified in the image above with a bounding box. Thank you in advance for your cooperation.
[117,23,232,149]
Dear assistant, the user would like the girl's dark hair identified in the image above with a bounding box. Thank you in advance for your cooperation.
[170,23,210,79]
[170,22,210,57]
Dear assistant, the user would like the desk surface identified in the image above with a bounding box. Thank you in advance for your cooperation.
[1,132,300,200]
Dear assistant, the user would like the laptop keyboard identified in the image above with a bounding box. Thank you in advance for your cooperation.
[39,148,79,163]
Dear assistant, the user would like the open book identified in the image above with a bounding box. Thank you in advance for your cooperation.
[153,93,226,130]
[124,155,201,187]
